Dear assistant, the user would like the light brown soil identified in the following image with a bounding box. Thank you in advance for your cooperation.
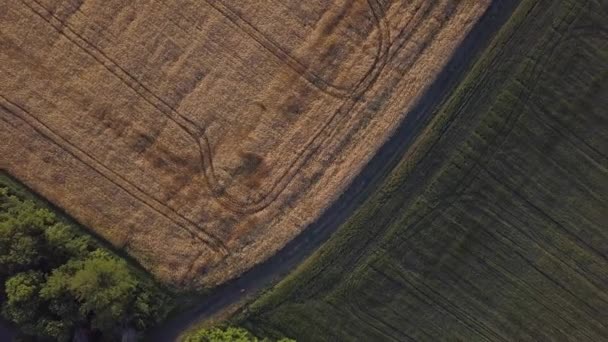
[0,0,490,288]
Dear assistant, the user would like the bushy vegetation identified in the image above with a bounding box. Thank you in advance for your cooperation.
[241,0,608,340]
[0,183,171,341]
[183,325,294,342]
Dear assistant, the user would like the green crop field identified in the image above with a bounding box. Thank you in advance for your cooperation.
[240,0,608,340]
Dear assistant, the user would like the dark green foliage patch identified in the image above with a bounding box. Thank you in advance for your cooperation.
[0,180,171,341]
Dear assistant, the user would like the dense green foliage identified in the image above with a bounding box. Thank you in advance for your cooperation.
[0,181,171,341]
[241,0,608,340]
[183,325,294,342]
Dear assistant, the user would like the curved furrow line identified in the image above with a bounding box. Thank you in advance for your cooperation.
[0,95,228,255]
[203,0,387,100]
[255,0,457,215]
[18,0,232,252]
[21,0,391,216]
[197,0,391,213]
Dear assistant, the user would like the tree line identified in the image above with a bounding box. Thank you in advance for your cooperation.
[0,185,171,341]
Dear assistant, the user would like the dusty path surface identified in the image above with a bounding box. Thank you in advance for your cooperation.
[149,1,521,340]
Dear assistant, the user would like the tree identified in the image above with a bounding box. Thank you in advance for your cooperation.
[1,271,73,341]
[0,195,54,276]
[184,326,258,342]
[0,185,171,340]
[44,222,92,261]
[183,326,295,342]
[42,249,138,333]
[3,271,43,324]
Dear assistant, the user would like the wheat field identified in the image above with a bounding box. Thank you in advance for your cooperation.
[0,0,490,287]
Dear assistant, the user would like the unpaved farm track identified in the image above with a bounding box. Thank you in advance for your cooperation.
[149,1,522,340]
[1,0,490,287]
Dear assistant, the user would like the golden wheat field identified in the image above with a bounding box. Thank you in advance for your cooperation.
[0,0,490,287]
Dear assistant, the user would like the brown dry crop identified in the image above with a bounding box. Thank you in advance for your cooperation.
[0,0,490,287]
